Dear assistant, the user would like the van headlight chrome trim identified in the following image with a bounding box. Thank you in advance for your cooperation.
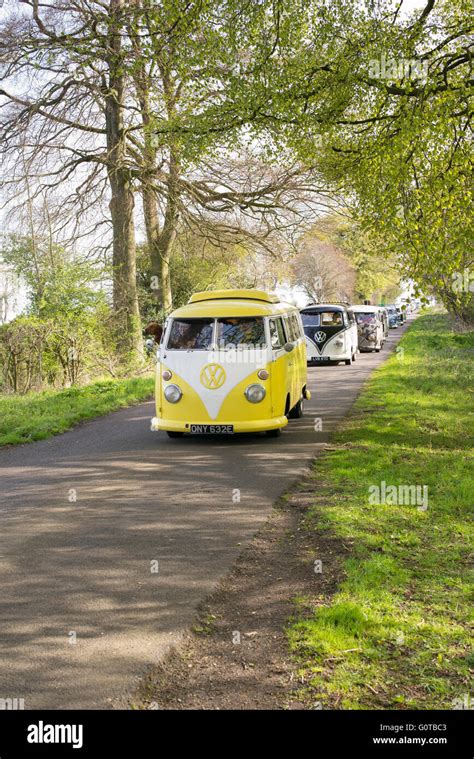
[164,384,182,403]
[244,383,266,403]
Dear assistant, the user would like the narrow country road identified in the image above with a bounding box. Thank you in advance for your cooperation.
[0,321,411,709]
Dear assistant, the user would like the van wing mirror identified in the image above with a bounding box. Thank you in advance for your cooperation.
[284,342,295,352]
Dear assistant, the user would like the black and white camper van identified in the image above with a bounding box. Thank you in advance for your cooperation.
[301,304,358,366]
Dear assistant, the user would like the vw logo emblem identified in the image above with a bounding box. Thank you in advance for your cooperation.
[314,331,326,343]
[200,363,226,390]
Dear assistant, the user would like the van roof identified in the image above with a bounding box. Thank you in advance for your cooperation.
[301,303,347,313]
[350,305,380,313]
[171,289,297,318]
[189,289,280,304]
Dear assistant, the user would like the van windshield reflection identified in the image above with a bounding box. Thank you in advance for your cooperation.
[167,319,214,350]
[216,318,266,349]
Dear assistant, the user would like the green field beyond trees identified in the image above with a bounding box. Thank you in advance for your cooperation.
[289,314,473,709]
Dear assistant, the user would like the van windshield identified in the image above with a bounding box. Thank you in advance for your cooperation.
[301,313,320,327]
[216,317,266,348]
[320,311,343,326]
[167,318,214,350]
[355,313,377,324]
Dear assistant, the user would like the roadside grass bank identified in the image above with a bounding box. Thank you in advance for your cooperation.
[288,313,473,709]
[0,375,154,446]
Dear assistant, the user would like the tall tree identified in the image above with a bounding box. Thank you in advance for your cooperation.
[0,0,143,354]
[1,0,330,330]
[155,0,472,321]
[126,0,329,315]
[105,0,141,351]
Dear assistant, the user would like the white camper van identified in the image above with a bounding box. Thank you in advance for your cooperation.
[350,305,385,352]
[301,304,358,365]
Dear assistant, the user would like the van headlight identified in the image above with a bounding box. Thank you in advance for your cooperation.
[164,384,182,403]
[335,339,343,347]
[244,383,266,403]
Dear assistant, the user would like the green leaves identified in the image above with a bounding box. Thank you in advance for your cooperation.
[0,233,106,320]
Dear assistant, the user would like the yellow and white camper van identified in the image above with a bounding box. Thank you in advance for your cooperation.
[150,289,310,438]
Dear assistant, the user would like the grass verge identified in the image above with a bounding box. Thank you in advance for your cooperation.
[288,313,473,709]
[0,375,154,446]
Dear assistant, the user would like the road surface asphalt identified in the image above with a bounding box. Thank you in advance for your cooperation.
[0,320,411,708]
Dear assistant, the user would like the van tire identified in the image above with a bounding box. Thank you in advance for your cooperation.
[167,431,184,438]
[289,398,304,419]
[345,359,351,365]
[266,428,282,438]
[352,352,356,362]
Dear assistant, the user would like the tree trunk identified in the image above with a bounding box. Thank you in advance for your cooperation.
[142,187,176,316]
[105,0,142,358]
[141,161,177,316]
[142,183,163,305]
[132,43,179,316]
[155,164,179,315]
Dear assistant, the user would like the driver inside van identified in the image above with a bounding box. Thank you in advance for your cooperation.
[321,312,343,326]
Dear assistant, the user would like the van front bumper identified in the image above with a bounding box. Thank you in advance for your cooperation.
[151,416,288,434]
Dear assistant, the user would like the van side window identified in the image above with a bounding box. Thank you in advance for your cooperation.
[293,313,303,338]
[269,317,285,349]
[287,313,300,340]
[287,314,296,340]
[298,313,305,337]
[282,315,292,342]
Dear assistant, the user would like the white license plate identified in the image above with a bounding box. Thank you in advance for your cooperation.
[189,424,234,434]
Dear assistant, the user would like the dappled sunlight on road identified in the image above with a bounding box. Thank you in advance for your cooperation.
[0,322,410,708]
